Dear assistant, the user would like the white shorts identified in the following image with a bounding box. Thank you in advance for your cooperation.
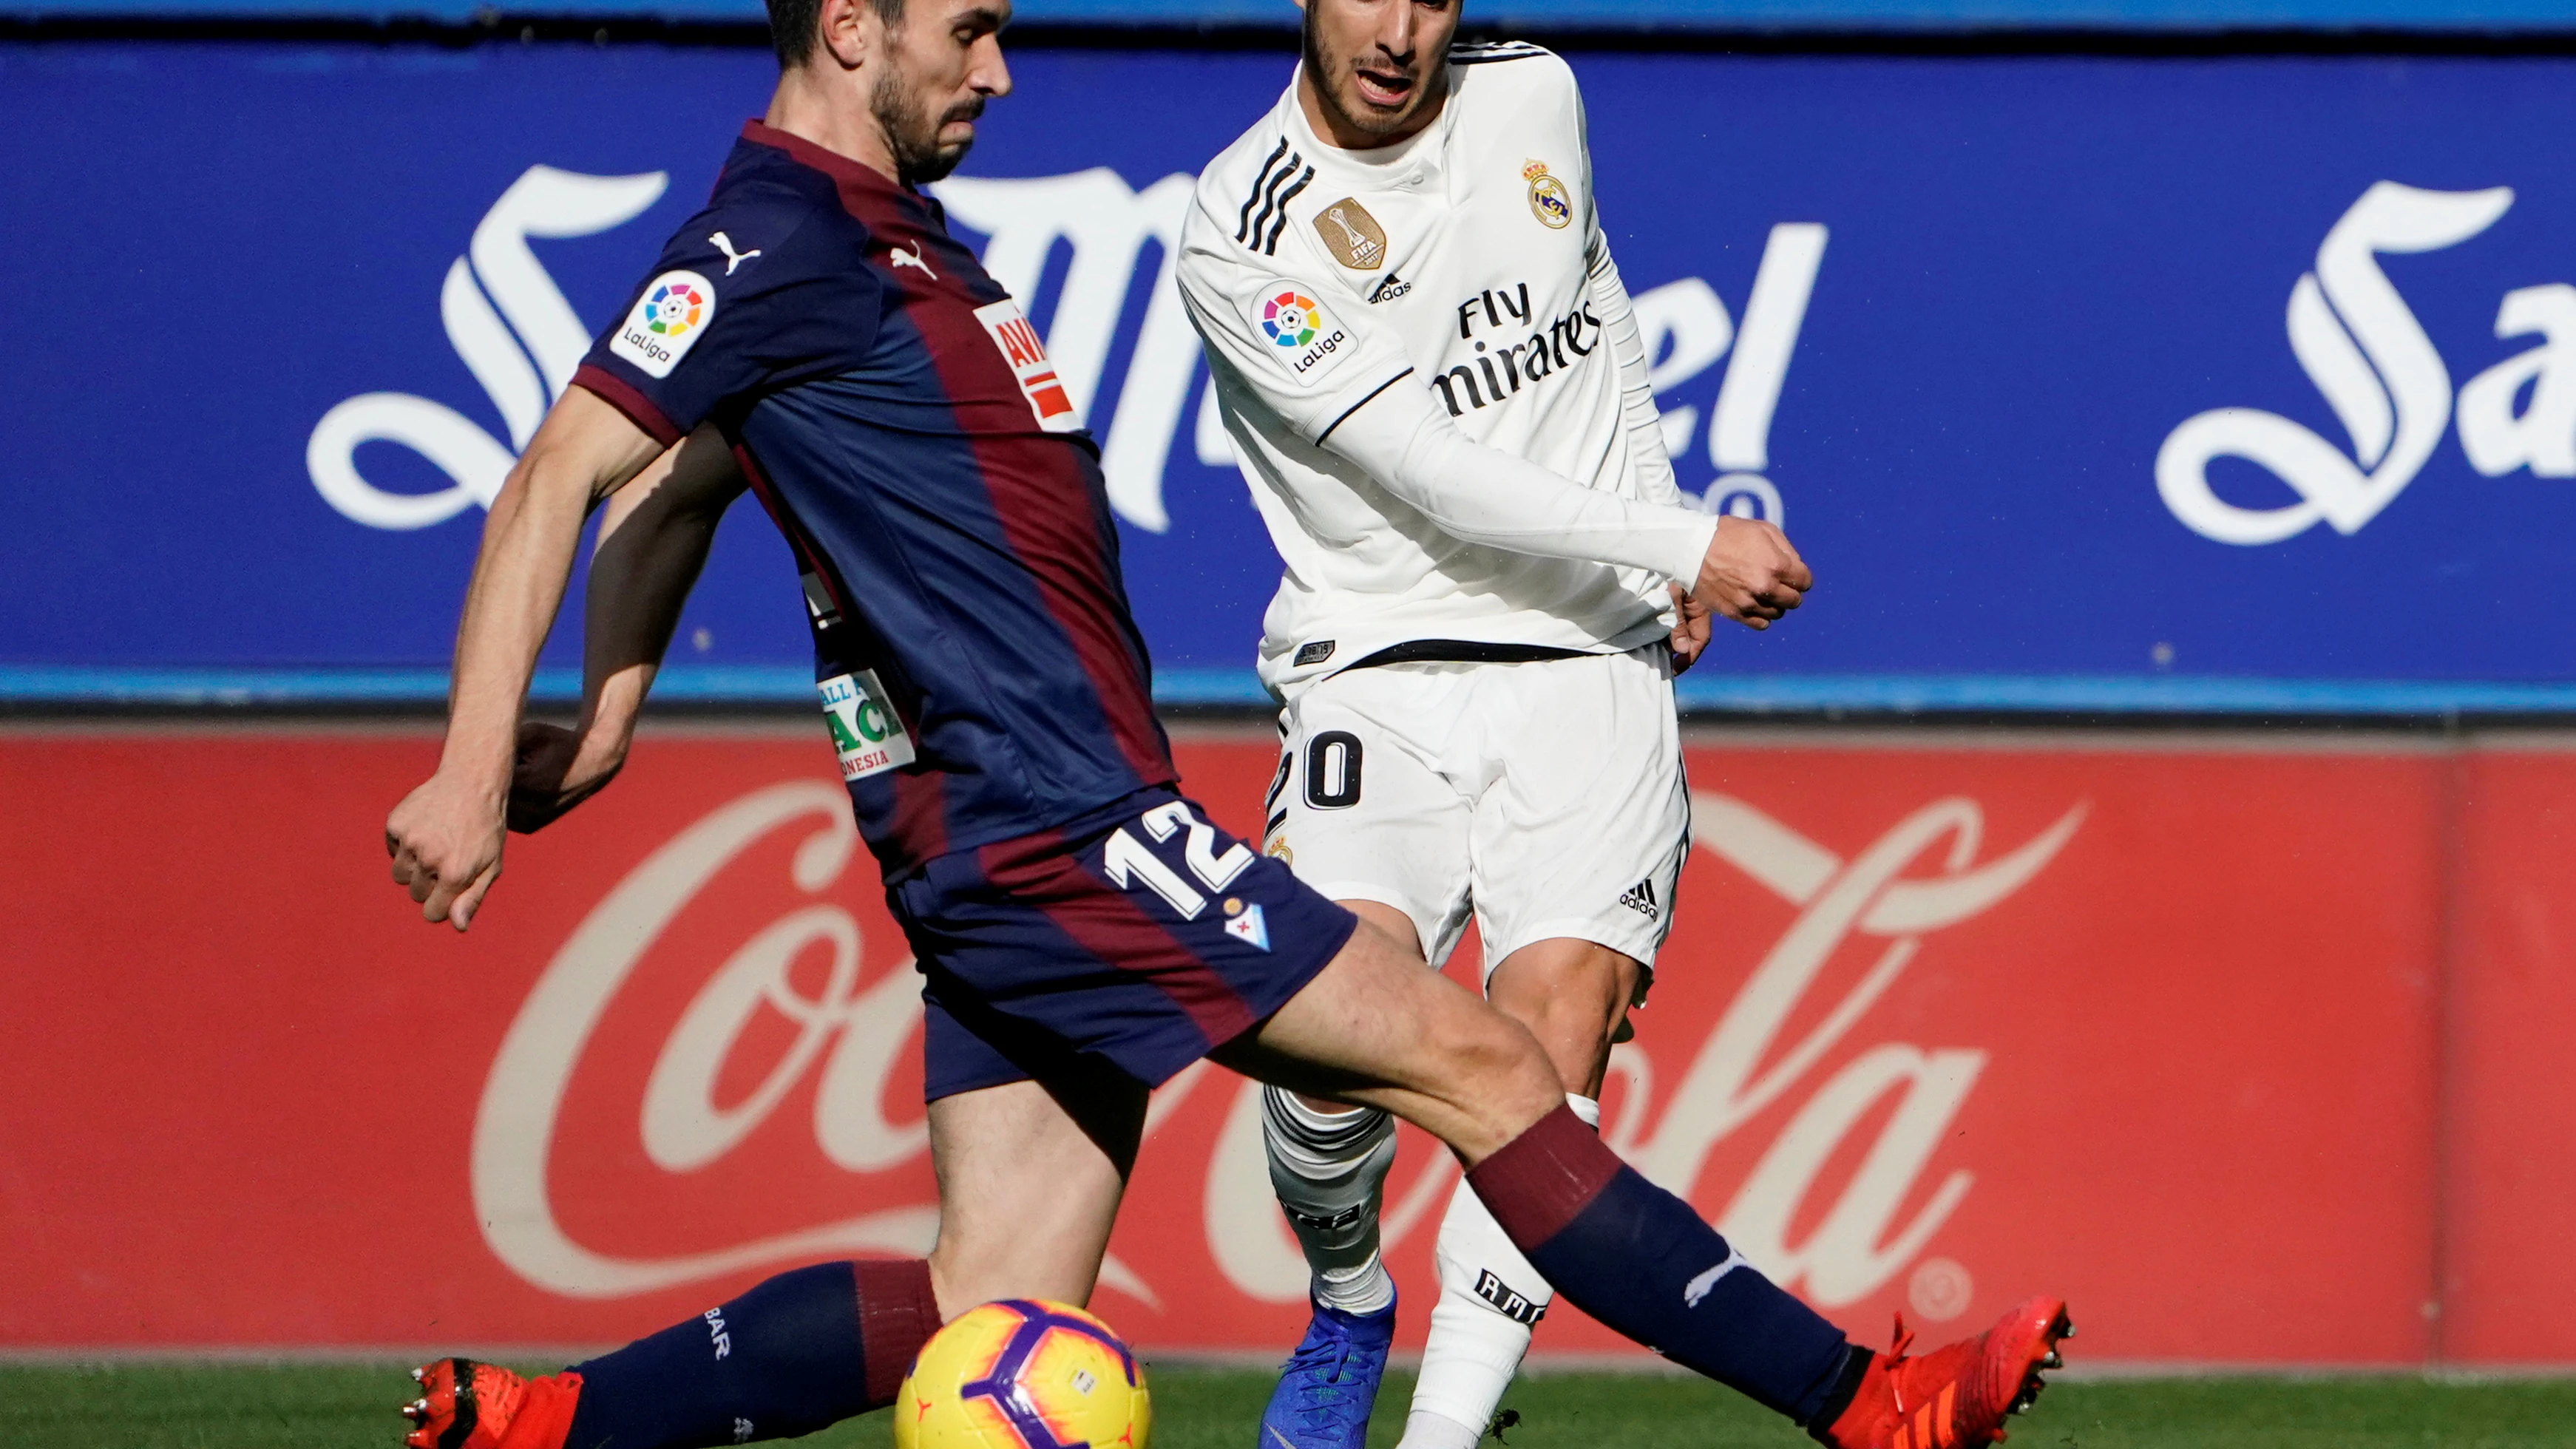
[1265,645,1689,982]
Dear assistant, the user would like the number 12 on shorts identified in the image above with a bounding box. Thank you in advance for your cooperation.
[1102,801,1255,919]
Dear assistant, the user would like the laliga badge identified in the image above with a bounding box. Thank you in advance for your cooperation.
[1312,198,1387,271]
[611,269,716,379]
[1249,280,1355,389]
[1522,160,1573,230]
[818,670,917,781]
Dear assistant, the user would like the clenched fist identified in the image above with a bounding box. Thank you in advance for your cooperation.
[1690,516,1812,631]
[384,772,506,932]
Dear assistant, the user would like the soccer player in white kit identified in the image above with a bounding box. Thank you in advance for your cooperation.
[1176,5,1817,1449]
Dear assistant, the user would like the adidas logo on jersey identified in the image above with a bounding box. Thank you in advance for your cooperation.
[1619,878,1661,922]
[1366,272,1411,305]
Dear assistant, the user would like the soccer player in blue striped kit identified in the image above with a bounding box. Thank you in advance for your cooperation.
[380,1,2070,1447]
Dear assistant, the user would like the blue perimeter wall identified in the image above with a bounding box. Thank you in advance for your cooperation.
[10,38,2576,713]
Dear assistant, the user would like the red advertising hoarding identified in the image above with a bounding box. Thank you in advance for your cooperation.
[0,725,2563,1367]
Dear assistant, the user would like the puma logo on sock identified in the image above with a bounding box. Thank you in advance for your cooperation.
[1683,1250,1748,1308]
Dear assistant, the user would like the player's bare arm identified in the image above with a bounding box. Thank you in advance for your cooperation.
[382,388,664,931]
[508,425,748,833]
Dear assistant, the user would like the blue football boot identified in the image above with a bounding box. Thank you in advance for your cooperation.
[1258,1292,1397,1449]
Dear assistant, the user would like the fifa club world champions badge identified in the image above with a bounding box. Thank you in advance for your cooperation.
[1312,197,1387,271]
[1523,160,1572,229]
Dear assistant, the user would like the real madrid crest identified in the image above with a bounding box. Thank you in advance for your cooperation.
[1522,160,1572,230]
[1312,197,1387,271]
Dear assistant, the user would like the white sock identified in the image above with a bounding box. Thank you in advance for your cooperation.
[1396,1409,1484,1449]
[1261,1085,1397,1315]
[1400,1094,1599,1449]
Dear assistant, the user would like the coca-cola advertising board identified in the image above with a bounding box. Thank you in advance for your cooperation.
[5,724,2569,1365]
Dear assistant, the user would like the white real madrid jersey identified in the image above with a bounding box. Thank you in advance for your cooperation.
[1177,41,1701,701]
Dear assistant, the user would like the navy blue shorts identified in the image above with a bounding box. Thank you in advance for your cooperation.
[890,788,1358,1101]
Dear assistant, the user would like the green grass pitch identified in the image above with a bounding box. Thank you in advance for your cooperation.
[4,1363,2574,1448]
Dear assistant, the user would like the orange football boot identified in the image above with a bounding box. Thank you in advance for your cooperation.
[1817,1295,2072,1449]
[400,1358,582,1449]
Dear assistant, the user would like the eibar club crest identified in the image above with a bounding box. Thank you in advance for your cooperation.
[1313,197,1386,271]
[1222,900,1271,951]
[1523,160,1571,229]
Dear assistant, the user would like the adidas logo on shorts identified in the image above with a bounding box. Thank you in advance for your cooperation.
[1618,878,1660,922]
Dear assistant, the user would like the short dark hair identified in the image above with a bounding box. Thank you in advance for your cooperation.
[767,0,903,68]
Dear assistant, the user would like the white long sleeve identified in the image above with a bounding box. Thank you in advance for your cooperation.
[1320,370,1716,583]
[1586,234,1684,506]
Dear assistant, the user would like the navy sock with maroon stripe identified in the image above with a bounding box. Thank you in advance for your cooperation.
[1465,1105,1859,1425]
[564,1258,939,1449]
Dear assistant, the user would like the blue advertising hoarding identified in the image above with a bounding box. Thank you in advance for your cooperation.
[7,41,2576,710]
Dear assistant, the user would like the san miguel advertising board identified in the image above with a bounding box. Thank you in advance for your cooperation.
[7,724,2576,1365]
[8,44,2576,705]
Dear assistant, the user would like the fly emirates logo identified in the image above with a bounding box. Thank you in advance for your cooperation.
[316,165,1826,536]
[1434,280,1601,417]
[473,777,2078,1322]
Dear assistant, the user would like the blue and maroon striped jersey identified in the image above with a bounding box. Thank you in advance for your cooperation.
[572,122,1175,878]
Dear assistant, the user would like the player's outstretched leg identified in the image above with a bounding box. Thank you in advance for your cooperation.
[1258,1086,1400,1449]
[1218,923,2072,1448]
[399,1260,940,1449]
[1467,1108,2072,1448]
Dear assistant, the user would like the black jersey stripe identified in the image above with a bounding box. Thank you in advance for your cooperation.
[1236,137,1292,243]
[1245,152,1305,252]
[1449,41,1548,64]
[1313,367,1414,446]
[1261,165,1316,253]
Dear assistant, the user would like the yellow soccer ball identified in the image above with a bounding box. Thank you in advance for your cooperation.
[895,1300,1151,1449]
